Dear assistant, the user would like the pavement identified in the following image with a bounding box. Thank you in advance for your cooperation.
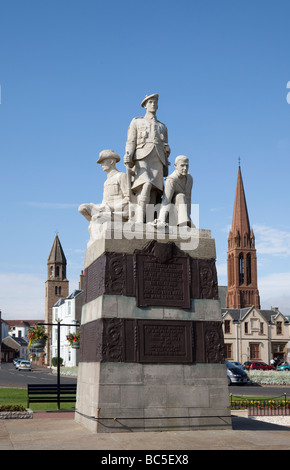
[1,411,290,451]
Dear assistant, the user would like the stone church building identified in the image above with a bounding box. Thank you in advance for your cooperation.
[221,166,290,364]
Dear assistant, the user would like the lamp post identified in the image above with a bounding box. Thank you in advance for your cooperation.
[37,320,80,410]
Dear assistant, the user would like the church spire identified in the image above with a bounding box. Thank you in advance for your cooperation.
[231,165,250,238]
[47,235,67,280]
[226,164,260,309]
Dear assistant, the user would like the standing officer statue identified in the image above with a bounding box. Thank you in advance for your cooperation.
[124,94,171,223]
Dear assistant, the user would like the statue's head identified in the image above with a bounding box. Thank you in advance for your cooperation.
[141,93,159,112]
[97,149,120,171]
[174,155,189,177]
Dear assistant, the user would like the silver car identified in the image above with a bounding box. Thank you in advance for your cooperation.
[18,360,31,371]
[226,360,249,385]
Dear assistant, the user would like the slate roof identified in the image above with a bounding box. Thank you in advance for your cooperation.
[66,289,83,299]
[6,320,44,328]
[222,307,289,324]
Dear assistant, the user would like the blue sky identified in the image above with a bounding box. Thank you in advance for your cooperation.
[1,0,290,319]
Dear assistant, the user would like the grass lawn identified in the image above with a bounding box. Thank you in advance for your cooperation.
[0,388,76,411]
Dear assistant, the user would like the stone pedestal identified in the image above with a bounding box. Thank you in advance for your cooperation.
[75,225,232,432]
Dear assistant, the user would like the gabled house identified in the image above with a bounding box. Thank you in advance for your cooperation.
[222,306,290,364]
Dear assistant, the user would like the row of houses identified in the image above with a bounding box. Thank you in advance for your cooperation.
[0,289,83,366]
[2,292,290,368]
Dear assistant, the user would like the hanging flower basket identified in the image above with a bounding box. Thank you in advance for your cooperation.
[28,325,48,349]
[66,331,80,349]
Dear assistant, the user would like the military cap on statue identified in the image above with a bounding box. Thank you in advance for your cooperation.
[97,149,120,163]
[141,93,159,108]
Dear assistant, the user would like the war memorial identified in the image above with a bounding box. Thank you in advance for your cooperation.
[75,94,232,433]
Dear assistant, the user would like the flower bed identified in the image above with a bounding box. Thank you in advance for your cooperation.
[0,405,33,419]
[230,397,290,416]
[249,370,290,385]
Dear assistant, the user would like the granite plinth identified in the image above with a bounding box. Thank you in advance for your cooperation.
[75,227,231,432]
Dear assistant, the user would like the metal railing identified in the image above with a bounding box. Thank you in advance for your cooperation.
[230,393,290,416]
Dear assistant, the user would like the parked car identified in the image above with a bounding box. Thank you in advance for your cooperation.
[229,361,243,368]
[243,361,275,371]
[226,360,250,385]
[276,362,290,371]
[18,360,31,371]
[13,358,20,365]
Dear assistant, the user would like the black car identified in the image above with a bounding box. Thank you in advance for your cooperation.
[226,360,250,385]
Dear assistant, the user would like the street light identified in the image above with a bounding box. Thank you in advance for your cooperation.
[37,320,80,410]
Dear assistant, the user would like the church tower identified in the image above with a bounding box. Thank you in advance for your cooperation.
[45,235,69,362]
[226,165,260,309]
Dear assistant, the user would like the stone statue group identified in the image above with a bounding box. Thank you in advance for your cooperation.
[79,94,193,237]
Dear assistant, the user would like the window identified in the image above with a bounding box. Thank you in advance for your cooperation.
[50,266,54,276]
[240,291,245,308]
[56,266,60,277]
[250,343,260,359]
[224,343,232,359]
[260,322,264,334]
[246,254,251,285]
[224,320,231,334]
[244,322,248,334]
[239,254,244,285]
[276,322,282,335]
[67,301,71,315]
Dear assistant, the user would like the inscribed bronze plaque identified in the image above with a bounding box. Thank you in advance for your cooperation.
[138,319,193,363]
[135,241,191,308]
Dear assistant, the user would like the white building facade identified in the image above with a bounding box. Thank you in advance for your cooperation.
[222,306,290,364]
[7,320,44,342]
[51,289,83,367]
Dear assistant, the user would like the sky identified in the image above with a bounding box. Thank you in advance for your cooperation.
[0,0,290,320]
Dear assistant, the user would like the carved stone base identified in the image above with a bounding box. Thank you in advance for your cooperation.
[75,229,232,432]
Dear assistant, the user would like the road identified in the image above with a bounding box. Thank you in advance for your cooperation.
[229,382,290,397]
[0,362,77,388]
[1,363,290,398]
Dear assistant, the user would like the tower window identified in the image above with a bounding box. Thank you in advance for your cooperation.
[239,254,244,285]
[50,266,54,276]
[55,286,62,295]
[246,254,251,285]
[56,266,60,277]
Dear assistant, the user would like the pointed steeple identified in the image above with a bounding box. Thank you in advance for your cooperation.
[226,163,260,310]
[231,165,250,237]
[47,235,67,265]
